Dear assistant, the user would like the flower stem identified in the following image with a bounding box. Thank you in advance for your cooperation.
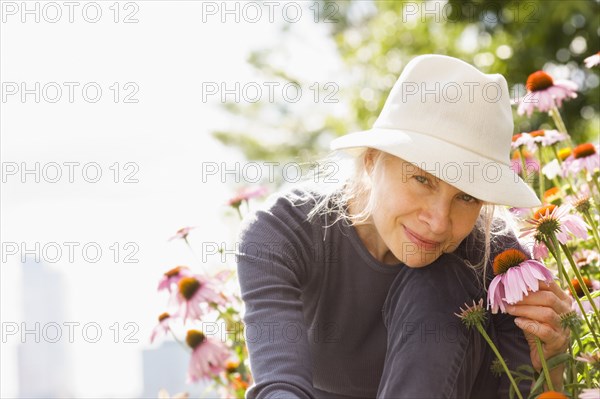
[547,235,600,347]
[544,236,564,286]
[550,146,576,195]
[475,323,524,399]
[518,147,528,179]
[580,208,600,252]
[536,143,546,198]
[534,337,554,391]
[560,242,600,323]
[168,327,192,354]
[549,105,569,139]
[570,334,592,390]
[185,241,209,275]
[592,171,600,197]
[566,345,576,398]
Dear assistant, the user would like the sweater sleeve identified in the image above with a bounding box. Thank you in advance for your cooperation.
[236,195,317,399]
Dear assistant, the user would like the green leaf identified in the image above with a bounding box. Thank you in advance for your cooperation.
[516,364,536,376]
[546,353,572,370]
[528,372,545,399]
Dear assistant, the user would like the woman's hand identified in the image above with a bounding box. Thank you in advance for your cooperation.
[505,281,573,390]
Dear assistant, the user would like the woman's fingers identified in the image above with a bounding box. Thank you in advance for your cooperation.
[507,290,572,315]
[514,316,569,353]
[505,283,572,356]
[506,304,561,328]
[538,280,571,302]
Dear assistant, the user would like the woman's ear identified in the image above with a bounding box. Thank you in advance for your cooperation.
[364,148,376,177]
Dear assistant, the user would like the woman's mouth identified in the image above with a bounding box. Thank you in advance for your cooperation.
[403,225,442,251]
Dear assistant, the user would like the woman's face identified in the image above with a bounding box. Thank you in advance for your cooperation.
[361,151,484,268]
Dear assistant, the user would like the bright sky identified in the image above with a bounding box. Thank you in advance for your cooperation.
[1,1,347,397]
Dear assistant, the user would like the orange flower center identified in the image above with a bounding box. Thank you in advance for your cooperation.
[512,150,533,160]
[512,133,523,142]
[185,330,206,349]
[526,71,554,92]
[164,265,188,278]
[573,143,596,159]
[571,277,593,297]
[158,312,170,323]
[543,187,560,198]
[529,130,545,137]
[225,359,240,373]
[178,277,201,300]
[537,391,568,399]
[493,249,528,275]
[534,204,557,220]
[558,148,572,160]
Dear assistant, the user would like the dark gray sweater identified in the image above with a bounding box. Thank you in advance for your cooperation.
[236,189,531,398]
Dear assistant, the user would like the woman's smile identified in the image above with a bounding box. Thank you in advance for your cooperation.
[402,225,442,251]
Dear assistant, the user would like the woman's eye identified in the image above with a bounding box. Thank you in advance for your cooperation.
[414,175,429,184]
[460,194,477,203]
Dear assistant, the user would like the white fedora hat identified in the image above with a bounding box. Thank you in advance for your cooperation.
[330,54,541,208]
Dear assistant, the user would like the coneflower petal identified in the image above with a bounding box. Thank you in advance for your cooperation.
[555,228,570,244]
[564,216,590,239]
[531,261,555,283]
[514,267,530,298]
[533,241,549,260]
[519,264,540,292]
[488,276,502,311]
[503,269,519,304]
[495,283,507,314]
[522,261,546,282]
[507,268,529,303]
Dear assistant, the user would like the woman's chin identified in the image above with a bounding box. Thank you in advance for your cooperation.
[400,252,443,268]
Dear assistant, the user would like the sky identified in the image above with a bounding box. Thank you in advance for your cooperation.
[0,1,346,397]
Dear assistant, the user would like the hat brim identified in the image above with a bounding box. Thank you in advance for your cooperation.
[330,128,541,208]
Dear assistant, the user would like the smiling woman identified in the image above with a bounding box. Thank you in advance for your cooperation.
[348,151,484,268]
[235,54,572,399]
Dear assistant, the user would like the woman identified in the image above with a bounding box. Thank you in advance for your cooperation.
[236,54,572,398]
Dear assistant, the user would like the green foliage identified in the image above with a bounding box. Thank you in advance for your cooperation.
[213,0,599,182]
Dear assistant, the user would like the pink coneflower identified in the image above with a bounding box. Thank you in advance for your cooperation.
[517,70,578,117]
[543,187,561,204]
[570,277,600,298]
[185,329,230,383]
[150,312,172,344]
[520,204,590,245]
[584,51,600,68]
[531,129,567,147]
[169,227,196,243]
[512,130,567,153]
[487,249,555,314]
[579,388,600,399]
[158,389,189,399]
[574,249,600,269]
[532,239,550,261]
[157,266,193,293]
[564,143,600,175]
[577,352,600,368]
[510,150,539,175]
[573,295,600,317]
[227,186,268,208]
[173,274,228,321]
[511,133,526,150]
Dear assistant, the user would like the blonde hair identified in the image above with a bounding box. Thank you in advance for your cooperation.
[288,147,517,289]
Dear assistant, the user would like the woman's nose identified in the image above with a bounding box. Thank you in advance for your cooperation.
[419,198,452,235]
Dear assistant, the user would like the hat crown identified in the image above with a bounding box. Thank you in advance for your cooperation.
[373,54,513,166]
